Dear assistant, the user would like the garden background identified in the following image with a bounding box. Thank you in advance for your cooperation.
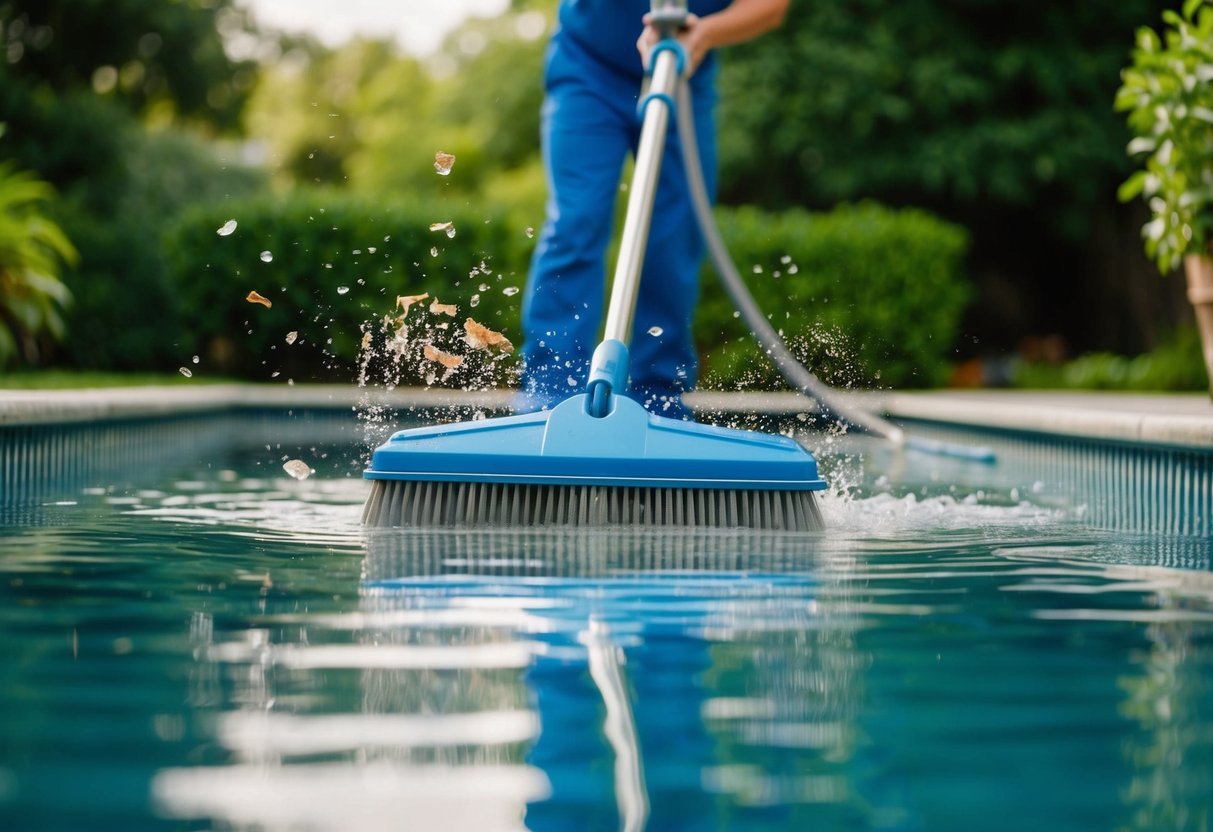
[0,0,1203,393]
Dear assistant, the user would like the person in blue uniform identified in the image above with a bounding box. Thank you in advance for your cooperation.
[516,0,790,421]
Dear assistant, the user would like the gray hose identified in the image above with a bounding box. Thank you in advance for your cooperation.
[675,80,996,462]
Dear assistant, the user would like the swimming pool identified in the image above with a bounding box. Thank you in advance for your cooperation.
[1,405,1210,831]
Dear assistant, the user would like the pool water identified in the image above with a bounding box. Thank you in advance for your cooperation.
[1,420,1211,831]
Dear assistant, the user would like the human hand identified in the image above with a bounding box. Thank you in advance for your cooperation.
[636,12,708,76]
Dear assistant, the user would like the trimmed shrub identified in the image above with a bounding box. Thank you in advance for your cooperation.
[46,105,268,372]
[166,193,969,391]
[1012,326,1208,391]
[165,190,526,386]
[696,202,971,389]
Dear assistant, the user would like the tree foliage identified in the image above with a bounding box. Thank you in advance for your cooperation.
[0,161,75,367]
[716,0,1169,228]
[0,0,256,130]
[0,0,268,370]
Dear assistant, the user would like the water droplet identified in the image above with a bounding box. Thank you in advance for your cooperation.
[260,250,273,262]
[282,459,312,480]
[368,246,377,254]
[470,294,480,307]
[479,283,490,292]
[430,247,439,257]
[502,286,520,296]
[732,310,741,318]
[285,331,298,345]
[788,264,799,274]
[780,255,792,265]
[191,355,200,364]
[217,219,237,236]
[446,226,456,239]
[178,367,193,378]
[647,326,664,336]
[337,286,350,295]
[525,227,535,238]
[567,376,577,386]
[752,264,763,274]
[434,151,455,175]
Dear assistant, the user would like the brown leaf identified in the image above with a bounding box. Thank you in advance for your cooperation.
[245,290,272,309]
[430,299,457,316]
[434,151,455,175]
[396,293,429,315]
[423,344,464,369]
[463,318,514,353]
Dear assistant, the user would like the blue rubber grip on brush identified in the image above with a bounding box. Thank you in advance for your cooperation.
[586,339,630,418]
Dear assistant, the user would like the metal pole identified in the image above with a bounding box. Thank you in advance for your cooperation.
[601,47,680,346]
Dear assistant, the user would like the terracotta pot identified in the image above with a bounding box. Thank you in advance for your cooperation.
[1184,253,1213,397]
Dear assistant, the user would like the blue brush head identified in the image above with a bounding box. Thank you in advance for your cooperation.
[364,392,826,492]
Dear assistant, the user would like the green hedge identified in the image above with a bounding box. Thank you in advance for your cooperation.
[166,193,969,390]
[695,202,971,389]
[165,191,529,386]
[1012,326,1209,391]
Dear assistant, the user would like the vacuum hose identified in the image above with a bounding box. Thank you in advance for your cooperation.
[674,77,996,462]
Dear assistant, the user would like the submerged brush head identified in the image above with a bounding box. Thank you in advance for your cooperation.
[362,393,826,530]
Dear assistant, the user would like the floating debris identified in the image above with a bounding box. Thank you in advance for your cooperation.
[434,151,456,175]
[285,331,298,345]
[396,293,429,315]
[423,344,464,369]
[464,318,514,353]
[282,459,313,480]
[217,219,237,236]
[430,299,457,317]
[246,290,272,308]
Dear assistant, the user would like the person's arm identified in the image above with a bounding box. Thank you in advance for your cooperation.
[638,0,789,74]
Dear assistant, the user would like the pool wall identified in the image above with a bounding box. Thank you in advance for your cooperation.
[1,385,1210,537]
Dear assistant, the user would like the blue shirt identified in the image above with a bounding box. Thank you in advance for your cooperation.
[554,0,732,86]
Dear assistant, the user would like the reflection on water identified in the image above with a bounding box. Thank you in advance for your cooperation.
[0,434,1211,831]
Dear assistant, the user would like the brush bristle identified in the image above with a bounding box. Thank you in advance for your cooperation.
[362,479,824,531]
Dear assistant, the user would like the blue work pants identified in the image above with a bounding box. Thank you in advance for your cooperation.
[517,36,718,419]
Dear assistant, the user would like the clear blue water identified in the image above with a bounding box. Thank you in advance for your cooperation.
[1,419,1211,831]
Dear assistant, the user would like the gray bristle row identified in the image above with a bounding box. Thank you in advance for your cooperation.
[362,480,824,531]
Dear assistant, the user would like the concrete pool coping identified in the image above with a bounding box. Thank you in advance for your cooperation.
[1,384,1211,451]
